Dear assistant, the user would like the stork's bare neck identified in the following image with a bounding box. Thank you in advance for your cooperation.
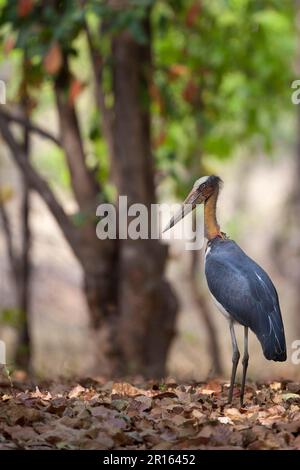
[204,186,221,240]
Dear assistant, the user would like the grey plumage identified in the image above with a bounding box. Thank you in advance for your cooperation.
[205,237,286,362]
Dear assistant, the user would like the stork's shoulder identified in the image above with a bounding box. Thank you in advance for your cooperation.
[204,236,276,294]
[206,236,237,254]
[205,237,246,264]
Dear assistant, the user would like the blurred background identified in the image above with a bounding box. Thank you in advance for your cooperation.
[0,0,299,383]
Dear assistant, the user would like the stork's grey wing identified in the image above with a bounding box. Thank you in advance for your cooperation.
[205,239,286,361]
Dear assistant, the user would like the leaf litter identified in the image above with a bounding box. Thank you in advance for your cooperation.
[0,377,300,449]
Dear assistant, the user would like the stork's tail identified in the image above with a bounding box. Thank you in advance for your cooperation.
[255,311,286,362]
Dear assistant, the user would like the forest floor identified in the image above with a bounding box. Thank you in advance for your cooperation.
[0,375,300,450]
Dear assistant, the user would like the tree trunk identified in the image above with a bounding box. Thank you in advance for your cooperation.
[54,58,118,330]
[111,25,178,377]
[15,105,31,371]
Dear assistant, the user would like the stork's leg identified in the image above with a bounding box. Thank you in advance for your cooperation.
[228,320,240,404]
[240,326,249,407]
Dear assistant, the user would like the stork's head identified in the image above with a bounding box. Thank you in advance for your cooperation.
[163,175,222,233]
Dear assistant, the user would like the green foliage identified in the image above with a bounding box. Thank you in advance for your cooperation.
[33,145,71,191]
[0,0,296,197]
[0,0,84,57]
[152,0,296,191]
[88,0,154,44]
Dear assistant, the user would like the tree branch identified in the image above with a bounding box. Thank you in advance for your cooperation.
[0,108,61,146]
[0,114,81,259]
[54,55,100,209]
[85,21,115,163]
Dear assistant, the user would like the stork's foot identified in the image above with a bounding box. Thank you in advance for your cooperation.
[227,385,233,404]
[227,384,237,404]
[227,385,239,405]
[226,383,248,407]
[240,384,247,407]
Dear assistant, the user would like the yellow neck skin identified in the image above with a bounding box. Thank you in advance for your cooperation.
[204,188,221,240]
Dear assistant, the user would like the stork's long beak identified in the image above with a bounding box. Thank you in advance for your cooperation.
[163,186,205,233]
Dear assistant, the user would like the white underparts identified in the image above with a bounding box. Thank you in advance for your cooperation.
[209,292,231,319]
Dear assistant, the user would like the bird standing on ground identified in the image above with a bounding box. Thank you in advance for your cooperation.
[163,175,286,406]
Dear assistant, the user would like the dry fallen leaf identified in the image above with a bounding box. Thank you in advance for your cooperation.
[0,379,299,450]
[270,381,282,391]
[112,382,151,397]
[218,416,234,425]
[129,396,152,412]
[224,408,244,422]
[199,388,215,396]
[287,382,300,394]
[281,393,300,403]
[68,384,85,399]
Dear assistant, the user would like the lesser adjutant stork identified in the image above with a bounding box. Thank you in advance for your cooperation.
[164,175,286,405]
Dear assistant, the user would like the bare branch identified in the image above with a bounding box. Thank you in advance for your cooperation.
[0,114,81,259]
[0,108,61,146]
